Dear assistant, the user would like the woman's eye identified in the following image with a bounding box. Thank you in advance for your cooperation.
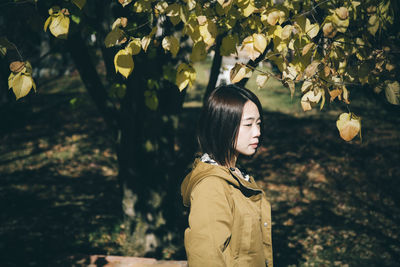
[244,124,252,127]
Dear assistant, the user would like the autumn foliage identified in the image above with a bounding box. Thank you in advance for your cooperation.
[2,0,399,141]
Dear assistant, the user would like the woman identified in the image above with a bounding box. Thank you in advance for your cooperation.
[181,84,273,267]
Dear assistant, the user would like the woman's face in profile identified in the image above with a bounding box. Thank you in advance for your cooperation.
[235,100,261,156]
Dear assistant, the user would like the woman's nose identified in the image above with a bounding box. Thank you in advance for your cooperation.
[253,125,261,137]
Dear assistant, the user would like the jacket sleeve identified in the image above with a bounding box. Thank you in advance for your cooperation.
[184,177,234,267]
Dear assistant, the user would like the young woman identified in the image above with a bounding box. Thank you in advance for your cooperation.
[181,84,273,267]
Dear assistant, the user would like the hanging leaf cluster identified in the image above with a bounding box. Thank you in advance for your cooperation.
[8,61,36,100]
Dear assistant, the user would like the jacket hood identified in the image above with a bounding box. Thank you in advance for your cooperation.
[181,158,262,207]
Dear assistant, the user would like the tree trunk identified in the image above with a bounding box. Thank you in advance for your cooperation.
[66,32,119,133]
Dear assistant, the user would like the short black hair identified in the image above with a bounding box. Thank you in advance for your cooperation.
[197,84,263,166]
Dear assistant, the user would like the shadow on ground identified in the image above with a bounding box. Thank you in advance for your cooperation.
[1,90,399,266]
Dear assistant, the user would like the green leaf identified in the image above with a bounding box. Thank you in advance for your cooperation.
[220,34,238,56]
[71,14,81,25]
[104,28,125,48]
[144,90,159,110]
[190,41,207,62]
[176,63,196,91]
[162,36,180,58]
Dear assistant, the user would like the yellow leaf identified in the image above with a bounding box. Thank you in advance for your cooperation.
[301,90,322,111]
[230,63,252,84]
[342,85,350,104]
[367,15,379,36]
[253,33,267,54]
[155,1,168,14]
[44,16,52,32]
[301,80,313,93]
[241,35,260,61]
[281,25,293,40]
[180,5,189,23]
[118,0,133,7]
[126,38,141,55]
[256,74,269,89]
[114,49,134,78]
[384,80,400,105]
[48,6,60,15]
[11,73,34,100]
[72,0,86,10]
[187,0,196,11]
[262,8,286,26]
[162,36,180,57]
[183,16,201,42]
[220,34,238,56]
[283,79,295,99]
[239,1,255,17]
[331,14,349,33]
[283,66,297,80]
[176,63,196,91]
[306,21,319,39]
[197,16,207,26]
[322,22,337,38]
[302,42,314,56]
[199,20,217,46]
[133,0,152,13]
[8,72,16,89]
[329,88,342,102]
[112,18,122,30]
[49,14,70,39]
[165,3,181,25]
[336,113,361,141]
[217,0,233,9]
[335,7,349,20]
[304,60,320,78]
[190,41,207,62]
[141,36,151,52]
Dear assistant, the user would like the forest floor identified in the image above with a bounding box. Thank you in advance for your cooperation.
[0,72,399,266]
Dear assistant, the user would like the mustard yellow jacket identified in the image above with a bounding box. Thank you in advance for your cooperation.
[181,159,273,267]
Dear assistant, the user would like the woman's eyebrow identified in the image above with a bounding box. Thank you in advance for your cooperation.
[243,116,260,121]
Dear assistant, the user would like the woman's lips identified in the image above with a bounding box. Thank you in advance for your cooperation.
[250,143,258,148]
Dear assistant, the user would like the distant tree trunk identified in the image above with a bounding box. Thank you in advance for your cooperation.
[204,35,223,102]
